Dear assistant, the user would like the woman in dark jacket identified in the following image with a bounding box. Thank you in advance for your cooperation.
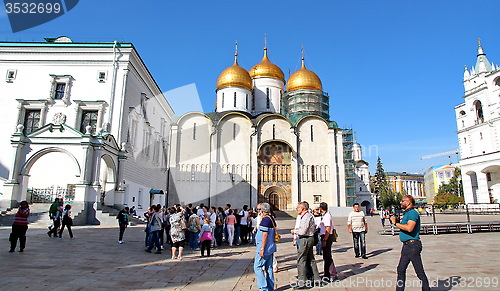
[117,207,129,244]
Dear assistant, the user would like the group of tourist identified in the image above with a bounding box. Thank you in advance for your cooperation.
[7,194,429,291]
[117,202,262,259]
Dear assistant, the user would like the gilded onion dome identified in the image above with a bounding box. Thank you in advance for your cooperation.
[286,57,322,91]
[249,48,285,81]
[216,55,252,91]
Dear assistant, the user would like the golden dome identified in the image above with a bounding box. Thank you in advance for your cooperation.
[286,58,322,91]
[216,57,252,91]
[249,48,284,81]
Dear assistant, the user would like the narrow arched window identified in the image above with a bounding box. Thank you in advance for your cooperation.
[474,100,484,124]
[234,92,237,107]
[193,123,197,140]
[266,88,270,109]
[222,93,225,108]
[310,125,314,142]
[252,91,255,110]
[246,94,248,109]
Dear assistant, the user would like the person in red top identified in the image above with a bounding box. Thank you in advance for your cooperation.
[9,201,30,253]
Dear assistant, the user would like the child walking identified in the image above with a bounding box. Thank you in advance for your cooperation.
[199,218,213,257]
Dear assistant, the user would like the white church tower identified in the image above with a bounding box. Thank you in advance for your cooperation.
[456,39,500,204]
[352,139,375,211]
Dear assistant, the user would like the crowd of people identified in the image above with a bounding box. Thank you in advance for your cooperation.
[117,203,264,260]
[7,195,429,291]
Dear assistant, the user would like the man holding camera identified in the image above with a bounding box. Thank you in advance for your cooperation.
[390,195,430,291]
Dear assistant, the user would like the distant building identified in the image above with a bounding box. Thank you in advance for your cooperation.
[351,141,375,212]
[456,40,500,204]
[384,172,425,201]
[423,165,458,203]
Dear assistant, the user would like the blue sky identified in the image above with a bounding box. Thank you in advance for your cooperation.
[1,0,499,174]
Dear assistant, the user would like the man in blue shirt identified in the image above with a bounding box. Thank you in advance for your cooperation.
[254,202,277,291]
[390,195,430,291]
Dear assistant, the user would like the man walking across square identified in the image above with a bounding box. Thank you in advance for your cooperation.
[390,195,430,291]
[253,202,277,291]
[347,202,368,259]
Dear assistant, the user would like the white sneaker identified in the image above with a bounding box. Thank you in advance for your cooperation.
[118,240,124,244]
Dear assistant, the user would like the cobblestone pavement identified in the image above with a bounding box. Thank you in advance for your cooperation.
[1,214,499,290]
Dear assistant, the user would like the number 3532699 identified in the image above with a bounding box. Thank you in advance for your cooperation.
[5,2,62,14]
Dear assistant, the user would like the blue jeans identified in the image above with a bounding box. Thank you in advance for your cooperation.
[254,253,274,291]
[396,240,430,291]
[352,231,366,257]
[147,230,161,251]
[234,226,241,245]
[189,231,199,249]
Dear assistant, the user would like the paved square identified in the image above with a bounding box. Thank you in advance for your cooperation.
[1,214,499,290]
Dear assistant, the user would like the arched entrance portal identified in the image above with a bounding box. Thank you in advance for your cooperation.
[22,148,80,204]
[99,154,117,207]
[263,186,287,211]
[361,200,371,214]
[258,141,292,210]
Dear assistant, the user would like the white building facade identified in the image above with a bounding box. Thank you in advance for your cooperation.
[0,37,174,222]
[455,41,500,204]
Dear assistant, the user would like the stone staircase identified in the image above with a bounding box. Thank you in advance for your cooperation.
[0,203,146,227]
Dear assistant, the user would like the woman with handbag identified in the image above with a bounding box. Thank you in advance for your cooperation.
[199,218,213,257]
[59,204,74,239]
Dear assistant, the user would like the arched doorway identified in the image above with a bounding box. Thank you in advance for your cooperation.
[263,186,287,211]
[468,171,479,203]
[99,154,117,207]
[361,200,371,214]
[22,148,80,204]
[269,192,279,210]
[258,141,292,210]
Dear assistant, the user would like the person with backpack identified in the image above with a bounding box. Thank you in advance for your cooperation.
[58,204,74,239]
[117,207,129,244]
[187,211,201,250]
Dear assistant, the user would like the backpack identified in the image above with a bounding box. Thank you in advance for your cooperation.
[188,215,199,232]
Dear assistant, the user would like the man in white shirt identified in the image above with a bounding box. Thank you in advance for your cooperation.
[347,203,368,259]
[239,205,249,244]
[319,202,338,282]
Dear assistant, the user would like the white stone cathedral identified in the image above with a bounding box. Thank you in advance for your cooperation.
[456,40,500,204]
[168,45,347,210]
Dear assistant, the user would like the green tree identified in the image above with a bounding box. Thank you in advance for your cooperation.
[379,182,403,208]
[434,167,465,207]
[372,157,386,206]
